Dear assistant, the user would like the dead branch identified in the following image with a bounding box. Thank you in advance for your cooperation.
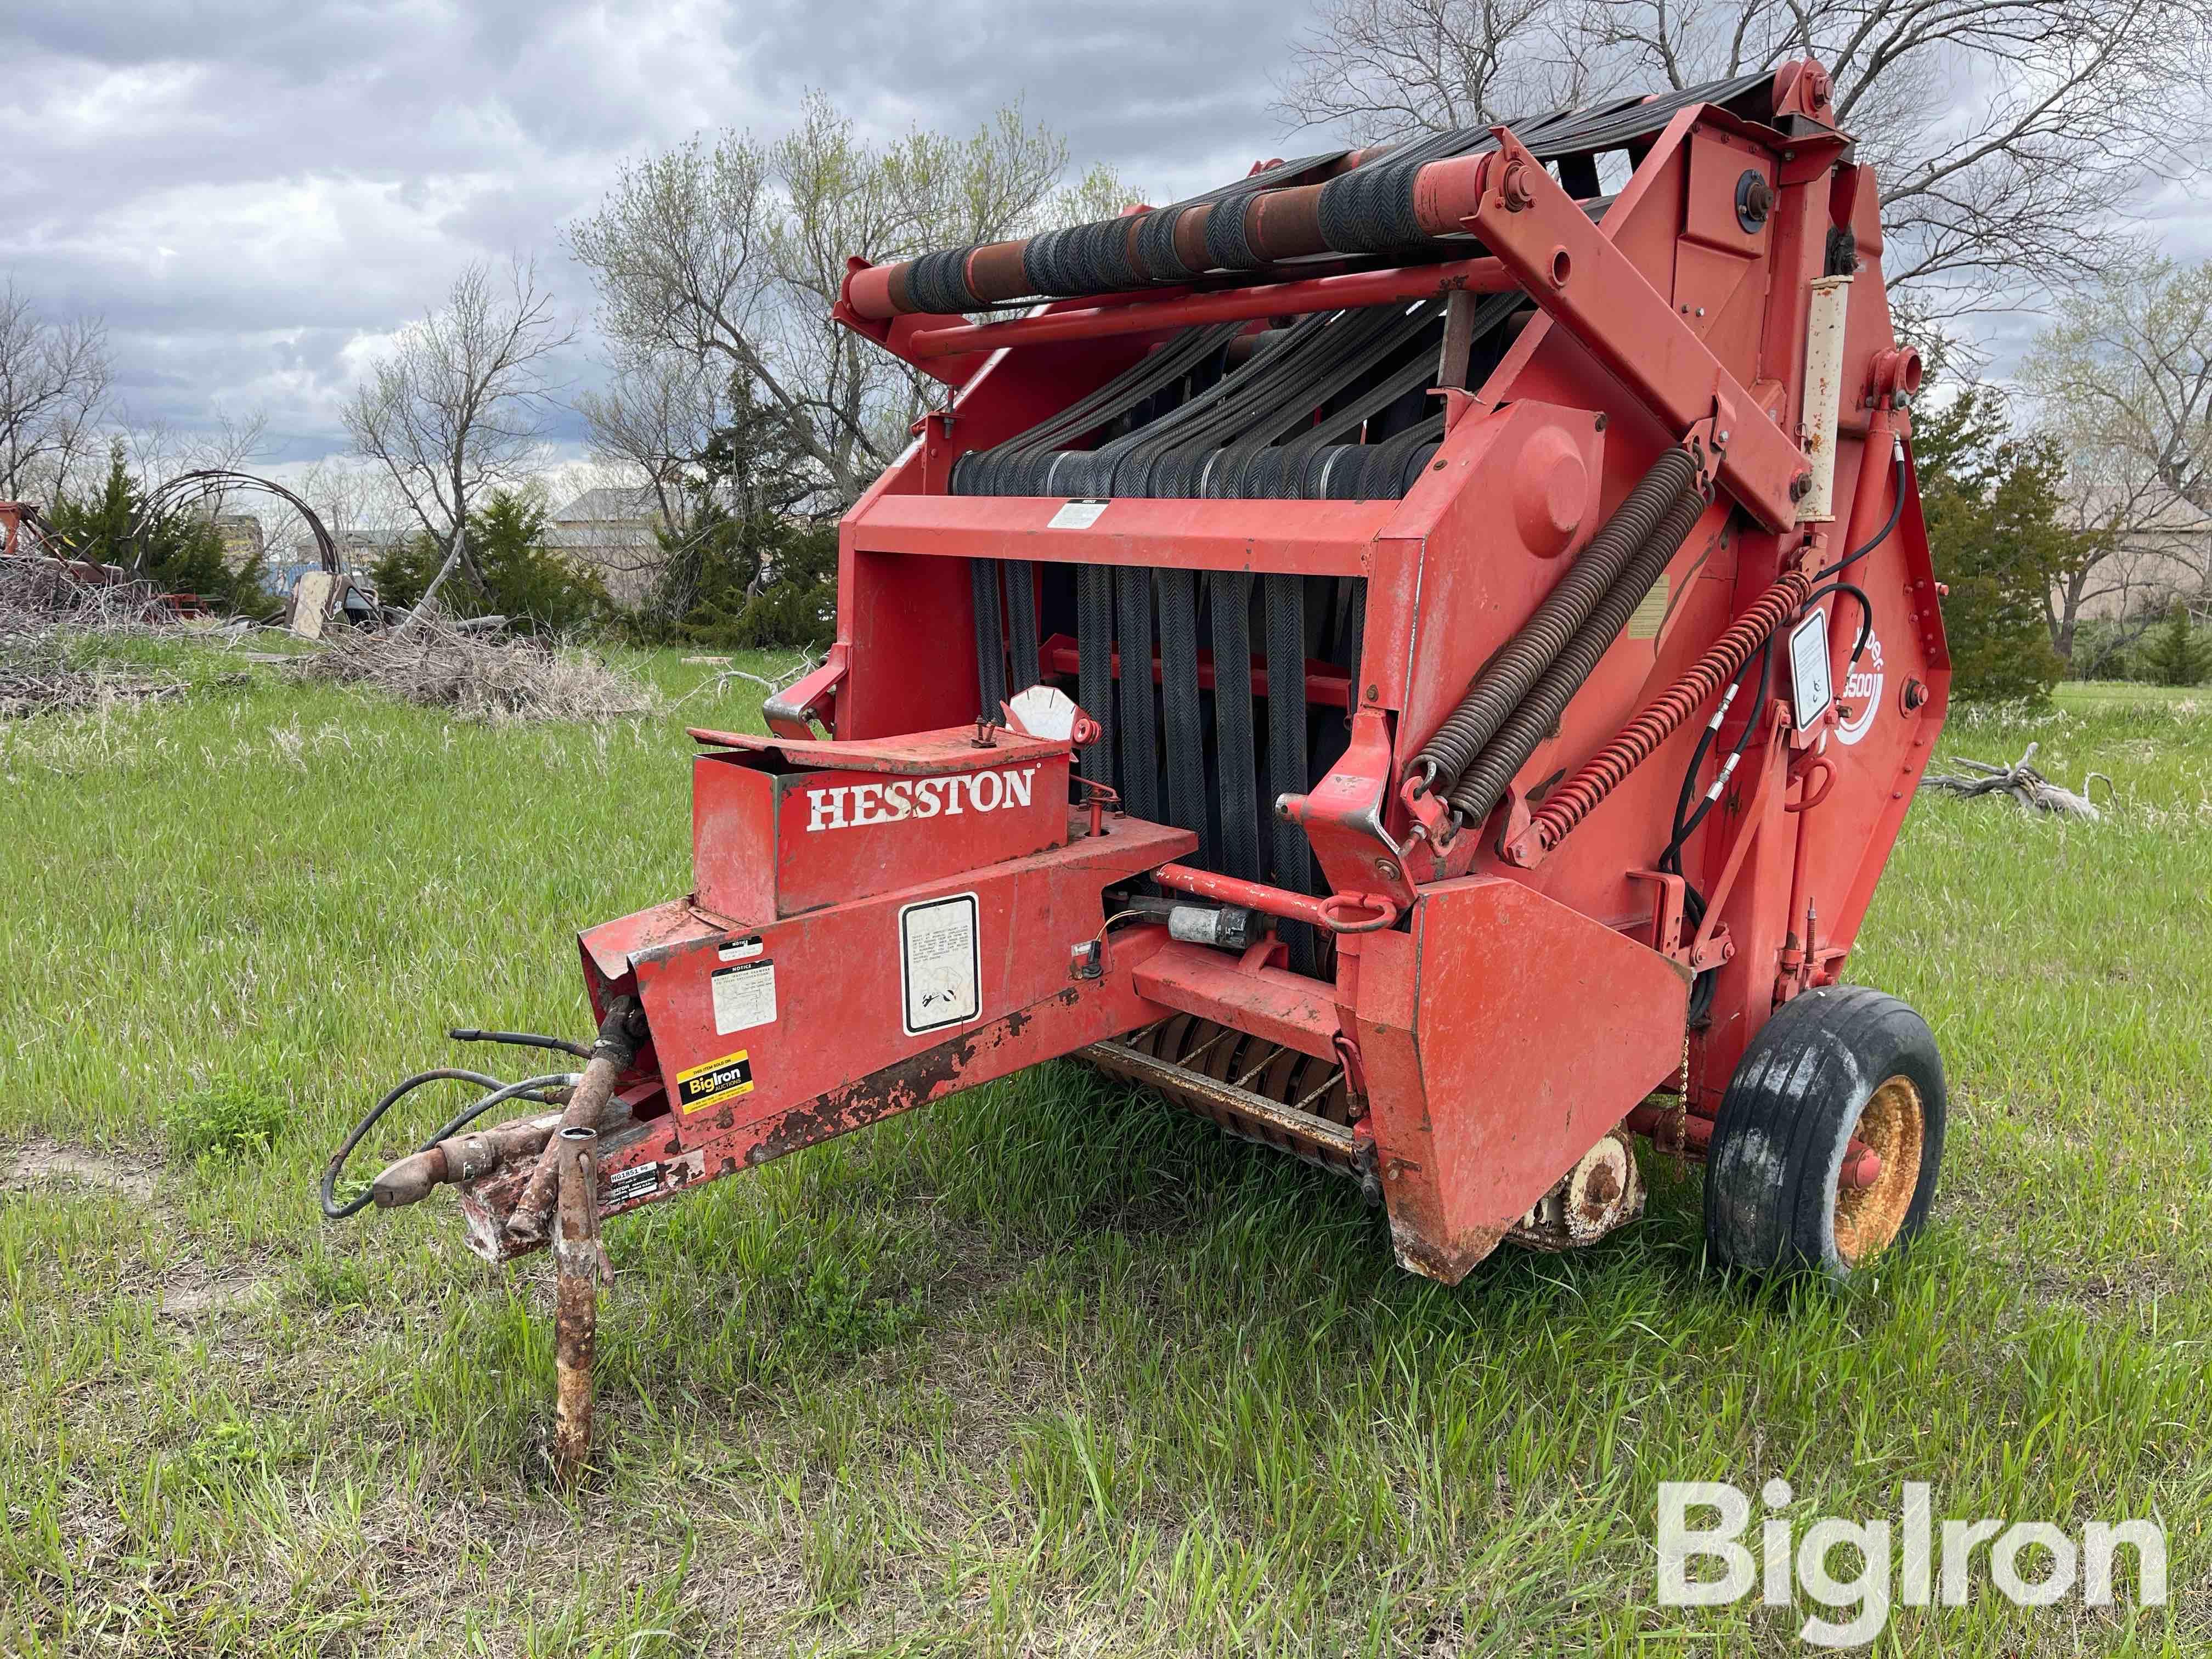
[1917,742,2104,819]
[292,608,658,724]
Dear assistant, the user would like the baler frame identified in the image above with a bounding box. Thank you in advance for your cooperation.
[338,57,1953,1473]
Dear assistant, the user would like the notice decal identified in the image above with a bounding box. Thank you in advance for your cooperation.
[710,960,777,1035]
[900,893,981,1035]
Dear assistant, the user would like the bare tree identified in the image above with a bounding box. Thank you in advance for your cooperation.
[1276,0,2212,315]
[571,94,1128,511]
[0,280,113,504]
[343,260,573,622]
[575,349,732,550]
[2024,258,2212,654]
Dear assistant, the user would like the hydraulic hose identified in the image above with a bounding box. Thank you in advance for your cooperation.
[1446,476,1714,829]
[320,1068,571,1220]
[1410,444,1702,794]
[1512,566,1814,861]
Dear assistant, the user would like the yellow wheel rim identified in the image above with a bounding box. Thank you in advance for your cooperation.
[1832,1075,1923,1266]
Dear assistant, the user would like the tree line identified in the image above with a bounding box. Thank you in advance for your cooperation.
[3,0,2209,684]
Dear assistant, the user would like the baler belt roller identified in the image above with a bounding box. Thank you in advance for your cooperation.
[854,70,1776,319]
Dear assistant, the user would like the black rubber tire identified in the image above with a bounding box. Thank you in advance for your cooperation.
[1703,985,1946,1278]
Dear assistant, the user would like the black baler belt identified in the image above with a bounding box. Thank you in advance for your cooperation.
[953,323,1239,495]
[1005,560,1040,692]
[1156,568,1210,866]
[971,558,1007,720]
[1076,563,1116,791]
[1264,573,1316,974]
[1210,572,1262,882]
[1115,567,1161,823]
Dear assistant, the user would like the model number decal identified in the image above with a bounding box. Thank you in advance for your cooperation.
[806,766,1038,832]
[1836,627,1884,746]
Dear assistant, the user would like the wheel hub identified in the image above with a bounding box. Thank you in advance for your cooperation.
[1832,1075,1923,1265]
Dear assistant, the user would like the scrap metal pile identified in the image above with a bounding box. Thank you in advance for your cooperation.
[333,59,1955,1473]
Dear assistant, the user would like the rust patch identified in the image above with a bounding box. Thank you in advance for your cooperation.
[746,1030,982,1166]
[1388,1215,1502,1285]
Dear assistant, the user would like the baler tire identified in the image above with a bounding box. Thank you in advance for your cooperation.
[1703,985,1945,1280]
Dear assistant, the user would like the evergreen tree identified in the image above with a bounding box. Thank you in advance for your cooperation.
[46,441,276,617]
[2136,603,2212,687]
[1914,390,2086,704]
[636,383,832,648]
[371,488,608,635]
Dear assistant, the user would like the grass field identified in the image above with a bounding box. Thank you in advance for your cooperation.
[1,641,2207,1655]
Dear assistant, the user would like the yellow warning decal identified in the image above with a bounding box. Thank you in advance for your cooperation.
[675,1050,754,1114]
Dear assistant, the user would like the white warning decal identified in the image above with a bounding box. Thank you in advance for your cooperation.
[1047,499,1109,529]
[711,959,777,1034]
[900,893,980,1035]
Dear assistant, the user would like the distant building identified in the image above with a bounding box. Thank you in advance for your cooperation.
[549,487,666,607]
[213,513,266,575]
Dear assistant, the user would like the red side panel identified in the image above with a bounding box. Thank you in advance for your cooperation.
[1356,876,1690,1281]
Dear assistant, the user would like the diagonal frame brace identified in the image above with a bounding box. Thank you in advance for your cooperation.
[1462,127,1808,532]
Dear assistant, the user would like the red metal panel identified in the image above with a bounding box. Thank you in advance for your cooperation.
[1356,876,1691,1282]
[691,737,1072,922]
[848,494,1386,575]
[592,816,1198,1174]
[1134,942,1343,1061]
[1464,127,1806,530]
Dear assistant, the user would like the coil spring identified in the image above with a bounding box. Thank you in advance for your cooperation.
[1444,477,1714,829]
[1410,445,1701,792]
[1522,569,1814,855]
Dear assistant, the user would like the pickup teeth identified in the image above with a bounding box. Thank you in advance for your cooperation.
[1085,1014,1358,1183]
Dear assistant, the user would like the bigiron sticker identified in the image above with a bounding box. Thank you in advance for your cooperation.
[675,1051,755,1114]
[805,766,1038,833]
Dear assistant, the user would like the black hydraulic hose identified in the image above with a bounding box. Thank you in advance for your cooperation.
[1446,476,1713,828]
[320,1068,571,1221]
[449,1027,592,1060]
[1804,581,1874,665]
[1815,443,1904,580]
[1671,635,1774,856]
[1411,445,1702,794]
[1662,635,1771,1024]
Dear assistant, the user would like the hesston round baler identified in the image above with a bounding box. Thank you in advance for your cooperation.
[330,59,1951,1468]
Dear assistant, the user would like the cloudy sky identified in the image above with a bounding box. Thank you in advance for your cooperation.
[1,0,1323,464]
[4,1,2207,467]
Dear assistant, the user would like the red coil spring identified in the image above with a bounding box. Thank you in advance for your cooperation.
[1521,570,1814,856]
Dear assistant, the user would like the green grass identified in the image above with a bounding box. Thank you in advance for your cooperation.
[2054,681,2210,712]
[0,652,2207,1654]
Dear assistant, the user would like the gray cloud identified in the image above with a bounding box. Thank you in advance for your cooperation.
[3,2,2200,464]
[0,0,1316,462]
